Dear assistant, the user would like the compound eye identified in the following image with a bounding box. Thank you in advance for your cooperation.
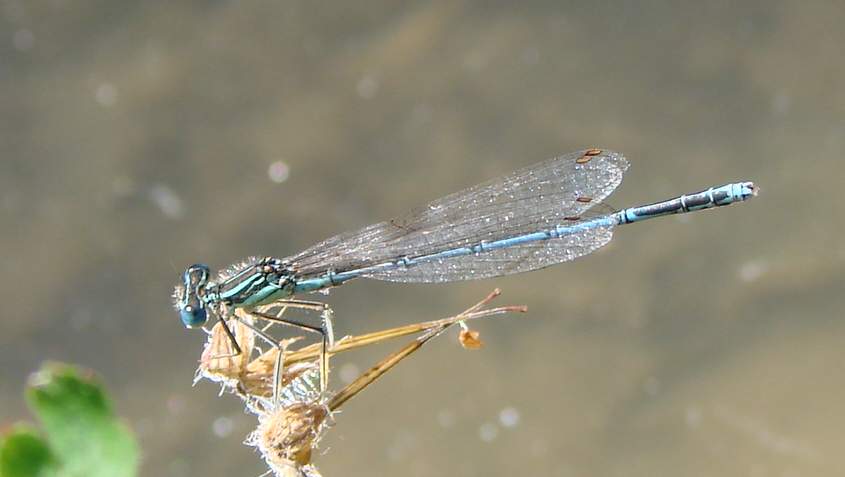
[183,264,210,289]
[180,304,207,328]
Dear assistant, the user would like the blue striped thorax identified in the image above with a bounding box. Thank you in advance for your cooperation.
[213,257,297,307]
[173,257,298,329]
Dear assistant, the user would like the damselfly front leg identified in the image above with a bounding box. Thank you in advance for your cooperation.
[205,308,243,359]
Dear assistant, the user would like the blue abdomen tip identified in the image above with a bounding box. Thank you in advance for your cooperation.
[737,181,758,201]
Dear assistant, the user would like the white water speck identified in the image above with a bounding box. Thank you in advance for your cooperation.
[499,407,520,428]
[356,74,379,99]
[95,82,118,107]
[212,416,234,438]
[268,160,290,183]
[339,362,359,385]
[738,260,768,283]
[149,183,185,219]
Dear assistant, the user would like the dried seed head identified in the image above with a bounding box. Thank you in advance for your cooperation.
[197,319,255,388]
[248,402,330,473]
[459,328,484,350]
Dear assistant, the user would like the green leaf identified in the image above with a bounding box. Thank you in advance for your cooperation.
[25,363,138,477]
[0,424,57,477]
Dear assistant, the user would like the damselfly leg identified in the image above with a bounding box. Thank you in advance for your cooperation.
[249,300,335,394]
[210,300,333,406]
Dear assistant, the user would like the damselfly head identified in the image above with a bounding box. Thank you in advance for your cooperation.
[175,264,211,328]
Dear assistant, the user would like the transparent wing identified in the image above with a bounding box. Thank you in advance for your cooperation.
[368,223,615,282]
[287,149,628,282]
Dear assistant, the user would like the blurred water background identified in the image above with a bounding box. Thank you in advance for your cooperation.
[2,1,844,476]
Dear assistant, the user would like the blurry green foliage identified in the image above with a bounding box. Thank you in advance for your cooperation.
[0,363,138,477]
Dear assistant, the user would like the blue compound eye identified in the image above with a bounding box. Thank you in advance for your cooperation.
[178,263,211,328]
[179,304,207,328]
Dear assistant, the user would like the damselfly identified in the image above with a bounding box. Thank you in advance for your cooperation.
[174,148,756,396]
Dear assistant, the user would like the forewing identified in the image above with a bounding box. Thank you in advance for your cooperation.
[287,149,628,282]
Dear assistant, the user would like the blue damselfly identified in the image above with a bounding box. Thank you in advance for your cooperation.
[174,148,757,399]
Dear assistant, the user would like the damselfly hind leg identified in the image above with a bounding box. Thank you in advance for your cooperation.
[250,300,335,395]
[230,313,293,408]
